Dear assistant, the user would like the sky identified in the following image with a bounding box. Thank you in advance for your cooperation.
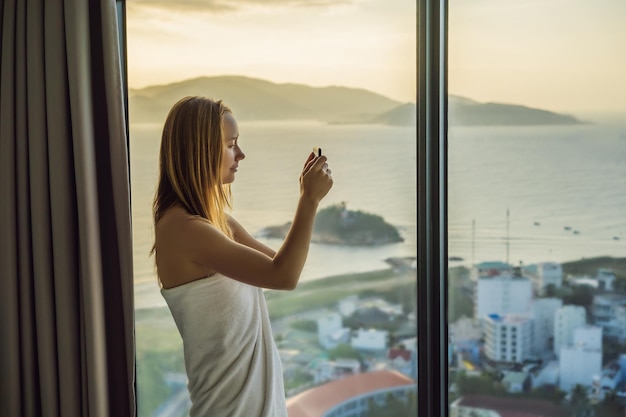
[126,0,417,103]
[126,0,626,116]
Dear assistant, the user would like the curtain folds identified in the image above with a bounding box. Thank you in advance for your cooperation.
[0,1,135,416]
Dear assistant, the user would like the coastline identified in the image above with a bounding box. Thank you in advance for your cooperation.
[134,255,626,314]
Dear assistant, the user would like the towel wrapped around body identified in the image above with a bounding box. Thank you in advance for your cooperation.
[161,274,287,417]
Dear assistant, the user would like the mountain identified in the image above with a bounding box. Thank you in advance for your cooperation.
[128,75,584,126]
[448,95,583,126]
[128,75,400,124]
[370,102,417,126]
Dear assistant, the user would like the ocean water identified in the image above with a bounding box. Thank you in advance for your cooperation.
[130,120,626,308]
[448,123,626,266]
[130,121,418,308]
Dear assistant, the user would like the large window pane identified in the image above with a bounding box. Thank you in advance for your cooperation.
[447,2,626,416]
[127,1,417,416]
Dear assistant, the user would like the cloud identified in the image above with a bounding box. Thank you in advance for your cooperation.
[128,0,352,13]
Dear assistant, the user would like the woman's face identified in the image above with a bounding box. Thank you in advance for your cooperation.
[221,112,245,184]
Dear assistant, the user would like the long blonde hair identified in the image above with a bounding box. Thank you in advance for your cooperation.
[151,96,233,255]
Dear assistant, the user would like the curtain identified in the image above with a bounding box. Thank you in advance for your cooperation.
[0,0,135,416]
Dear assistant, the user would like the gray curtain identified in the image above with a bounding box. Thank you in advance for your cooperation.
[0,0,135,416]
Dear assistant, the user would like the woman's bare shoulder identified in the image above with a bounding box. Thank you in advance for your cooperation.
[157,206,209,231]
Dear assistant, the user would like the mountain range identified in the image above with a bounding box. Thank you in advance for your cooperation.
[128,75,583,127]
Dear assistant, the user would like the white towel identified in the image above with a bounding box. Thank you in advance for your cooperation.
[161,274,287,417]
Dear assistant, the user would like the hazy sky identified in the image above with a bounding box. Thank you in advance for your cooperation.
[449,0,626,116]
[127,0,626,116]
[126,0,417,103]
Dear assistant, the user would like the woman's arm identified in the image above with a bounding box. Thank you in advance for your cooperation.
[182,153,332,290]
[228,215,276,258]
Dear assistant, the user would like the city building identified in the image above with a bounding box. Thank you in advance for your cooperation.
[531,297,562,355]
[351,328,388,352]
[312,358,361,384]
[318,313,346,349]
[559,326,603,392]
[501,371,531,393]
[553,305,586,356]
[483,313,533,364]
[470,261,512,282]
[528,262,563,295]
[450,395,570,417]
[592,292,626,341]
[596,268,616,291]
[338,296,359,317]
[286,370,416,417]
[475,273,533,319]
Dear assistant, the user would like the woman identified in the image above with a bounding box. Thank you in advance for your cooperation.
[152,96,333,416]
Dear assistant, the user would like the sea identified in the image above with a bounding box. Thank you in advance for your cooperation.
[130,120,626,309]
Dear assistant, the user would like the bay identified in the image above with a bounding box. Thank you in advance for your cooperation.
[131,121,418,308]
[130,120,626,308]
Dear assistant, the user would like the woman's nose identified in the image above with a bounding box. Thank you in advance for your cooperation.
[236,147,245,160]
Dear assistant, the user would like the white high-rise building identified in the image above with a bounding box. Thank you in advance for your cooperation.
[573,325,602,350]
[475,274,533,319]
[592,293,626,341]
[559,326,603,392]
[483,313,533,364]
[532,298,562,355]
[530,262,563,295]
[554,305,586,356]
[596,268,615,291]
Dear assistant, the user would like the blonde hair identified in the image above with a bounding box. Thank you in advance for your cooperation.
[151,96,233,255]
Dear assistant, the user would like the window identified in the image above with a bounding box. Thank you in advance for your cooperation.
[126,1,417,416]
[447,0,626,415]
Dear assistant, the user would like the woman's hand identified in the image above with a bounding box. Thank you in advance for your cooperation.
[300,152,333,204]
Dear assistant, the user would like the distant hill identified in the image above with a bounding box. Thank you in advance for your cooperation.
[128,75,583,126]
[448,95,583,126]
[128,75,399,124]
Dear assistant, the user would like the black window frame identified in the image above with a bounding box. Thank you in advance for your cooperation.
[417,0,448,416]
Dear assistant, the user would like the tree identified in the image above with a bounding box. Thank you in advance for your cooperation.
[594,390,624,417]
[564,285,593,307]
[570,384,595,417]
[327,343,361,361]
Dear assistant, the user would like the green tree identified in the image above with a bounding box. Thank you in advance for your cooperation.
[564,285,594,307]
[454,370,507,397]
[602,337,626,363]
[289,319,318,332]
[544,283,557,297]
[570,384,595,417]
[594,390,624,417]
[327,343,361,361]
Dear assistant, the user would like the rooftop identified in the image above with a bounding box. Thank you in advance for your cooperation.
[453,395,570,417]
[286,369,415,417]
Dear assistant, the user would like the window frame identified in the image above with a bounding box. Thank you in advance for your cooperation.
[417,0,448,416]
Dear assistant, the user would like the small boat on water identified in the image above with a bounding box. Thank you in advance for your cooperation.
[564,226,572,231]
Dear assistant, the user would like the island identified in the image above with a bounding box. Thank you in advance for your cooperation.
[258,202,404,246]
